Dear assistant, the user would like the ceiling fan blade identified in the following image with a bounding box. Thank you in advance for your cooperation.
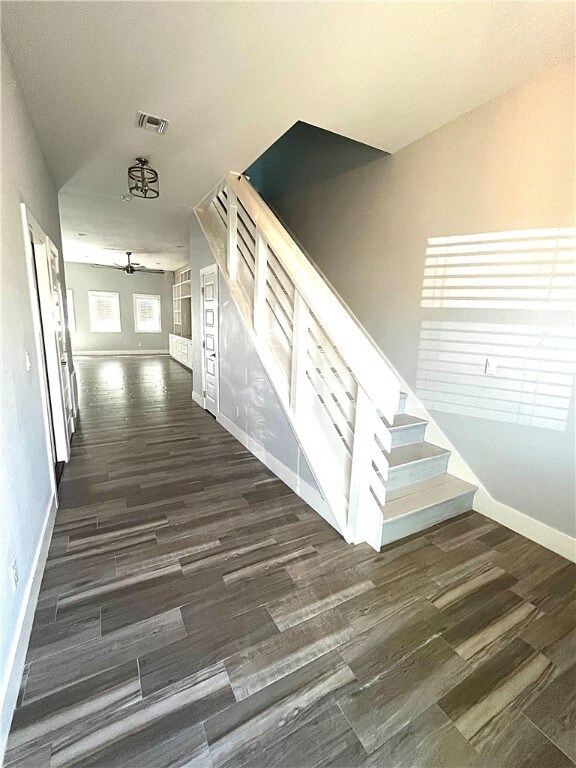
[135,267,165,274]
[90,263,124,270]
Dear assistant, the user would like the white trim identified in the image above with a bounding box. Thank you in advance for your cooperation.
[73,350,169,356]
[200,264,220,416]
[192,390,205,408]
[216,412,340,535]
[0,493,58,762]
[66,288,76,333]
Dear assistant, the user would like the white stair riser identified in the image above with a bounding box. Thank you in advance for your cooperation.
[381,490,476,545]
[395,393,407,416]
[386,453,451,492]
[390,423,427,448]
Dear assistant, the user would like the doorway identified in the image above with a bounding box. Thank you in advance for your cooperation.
[22,205,73,478]
[200,264,219,416]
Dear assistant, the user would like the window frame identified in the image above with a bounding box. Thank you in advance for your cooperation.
[88,290,121,333]
[133,293,162,333]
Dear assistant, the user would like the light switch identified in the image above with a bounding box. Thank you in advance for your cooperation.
[25,350,32,372]
[484,357,498,376]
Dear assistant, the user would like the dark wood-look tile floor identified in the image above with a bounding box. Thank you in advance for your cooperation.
[5,356,576,768]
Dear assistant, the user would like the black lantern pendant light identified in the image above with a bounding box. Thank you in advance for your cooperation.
[128,157,159,199]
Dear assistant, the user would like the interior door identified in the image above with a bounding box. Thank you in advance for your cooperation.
[46,238,75,437]
[24,208,71,464]
[201,265,219,416]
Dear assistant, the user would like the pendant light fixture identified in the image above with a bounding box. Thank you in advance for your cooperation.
[127,157,159,199]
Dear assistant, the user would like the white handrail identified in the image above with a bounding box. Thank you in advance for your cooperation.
[226,174,400,423]
[195,173,402,548]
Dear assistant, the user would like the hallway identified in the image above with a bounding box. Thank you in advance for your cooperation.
[5,356,576,767]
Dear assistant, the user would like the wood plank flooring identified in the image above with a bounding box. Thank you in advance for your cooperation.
[5,356,576,767]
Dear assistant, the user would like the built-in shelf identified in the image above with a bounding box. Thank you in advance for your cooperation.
[173,266,192,339]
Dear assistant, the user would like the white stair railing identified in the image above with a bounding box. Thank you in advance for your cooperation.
[196,173,401,549]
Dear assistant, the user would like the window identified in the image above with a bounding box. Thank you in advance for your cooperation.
[88,291,121,332]
[133,293,161,333]
[66,289,76,332]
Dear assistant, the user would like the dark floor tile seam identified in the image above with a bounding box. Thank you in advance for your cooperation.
[522,710,576,764]
[25,626,105,670]
[53,562,184,613]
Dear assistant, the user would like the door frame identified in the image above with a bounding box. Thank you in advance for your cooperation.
[21,204,71,467]
[199,264,220,415]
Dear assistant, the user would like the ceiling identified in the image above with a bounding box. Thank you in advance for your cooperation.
[2,2,573,270]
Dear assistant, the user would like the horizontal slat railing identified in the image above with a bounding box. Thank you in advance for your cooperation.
[196,172,401,548]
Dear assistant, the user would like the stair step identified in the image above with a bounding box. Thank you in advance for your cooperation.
[381,474,477,546]
[386,413,428,447]
[386,442,451,491]
[396,391,408,415]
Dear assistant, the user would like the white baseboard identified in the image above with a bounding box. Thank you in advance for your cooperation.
[474,488,576,562]
[216,412,339,533]
[192,391,204,408]
[73,350,169,356]
[403,392,576,563]
[0,493,58,762]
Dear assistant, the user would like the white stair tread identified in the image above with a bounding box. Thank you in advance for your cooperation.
[383,474,477,520]
[386,413,428,430]
[387,441,450,468]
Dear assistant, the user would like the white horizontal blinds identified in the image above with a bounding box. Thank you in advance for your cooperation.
[134,294,161,332]
[88,291,120,332]
[422,227,576,311]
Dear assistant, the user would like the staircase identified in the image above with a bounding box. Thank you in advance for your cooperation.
[196,172,476,550]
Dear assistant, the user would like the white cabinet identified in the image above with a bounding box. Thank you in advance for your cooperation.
[169,333,193,370]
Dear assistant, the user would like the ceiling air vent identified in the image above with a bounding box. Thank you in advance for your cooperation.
[135,111,169,134]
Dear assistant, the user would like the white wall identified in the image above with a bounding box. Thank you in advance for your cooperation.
[267,60,576,538]
[0,38,67,755]
[64,261,174,353]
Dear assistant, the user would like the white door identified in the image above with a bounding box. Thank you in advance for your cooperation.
[47,238,75,437]
[200,265,219,416]
[23,206,71,464]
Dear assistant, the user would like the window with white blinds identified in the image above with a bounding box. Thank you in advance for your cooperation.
[88,291,121,333]
[133,293,162,333]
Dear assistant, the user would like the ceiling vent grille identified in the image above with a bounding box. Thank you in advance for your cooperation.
[135,111,169,134]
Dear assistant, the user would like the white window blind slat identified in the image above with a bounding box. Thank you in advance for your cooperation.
[134,294,161,333]
[88,291,121,333]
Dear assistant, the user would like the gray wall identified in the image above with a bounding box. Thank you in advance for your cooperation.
[0,38,69,752]
[261,60,576,537]
[64,262,174,353]
[189,222,321,498]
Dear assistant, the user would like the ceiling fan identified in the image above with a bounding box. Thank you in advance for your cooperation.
[91,252,165,275]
